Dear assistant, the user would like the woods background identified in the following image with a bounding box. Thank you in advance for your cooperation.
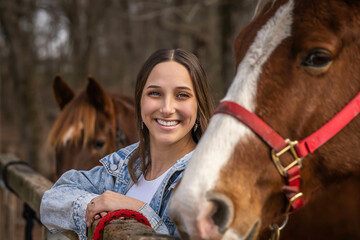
[0,0,257,179]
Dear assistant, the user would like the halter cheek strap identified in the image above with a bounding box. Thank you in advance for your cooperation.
[295,92,360,157]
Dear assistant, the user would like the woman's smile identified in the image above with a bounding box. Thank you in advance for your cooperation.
[156,119,180,128]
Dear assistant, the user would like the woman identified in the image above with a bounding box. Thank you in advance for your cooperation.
[40,48,214,239]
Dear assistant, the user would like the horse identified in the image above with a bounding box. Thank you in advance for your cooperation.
[169,0,360,239]
[48,75,138,180]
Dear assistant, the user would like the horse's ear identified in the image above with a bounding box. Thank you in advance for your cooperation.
[53,75,75,109]
[86,76,113,114]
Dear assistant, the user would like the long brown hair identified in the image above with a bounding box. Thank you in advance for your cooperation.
[128,48,214,182]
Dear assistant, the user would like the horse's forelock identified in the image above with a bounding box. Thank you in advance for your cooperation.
[48,92,96,151]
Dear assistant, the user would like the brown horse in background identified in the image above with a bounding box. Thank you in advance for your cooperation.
[48,75,138,180]
[170,0,360,239]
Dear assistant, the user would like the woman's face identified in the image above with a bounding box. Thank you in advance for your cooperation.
[141,61,198,147]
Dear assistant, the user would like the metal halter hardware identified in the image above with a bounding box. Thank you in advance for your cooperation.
[269,215,288,240]
[271,139,302,177]
[269,138,319,239]
[269,192,303,240]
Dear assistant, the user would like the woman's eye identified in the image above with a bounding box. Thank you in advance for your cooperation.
[148,91,160,96]
[177,93,190,98]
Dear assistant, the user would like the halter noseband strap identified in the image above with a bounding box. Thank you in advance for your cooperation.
[214,91,360,212]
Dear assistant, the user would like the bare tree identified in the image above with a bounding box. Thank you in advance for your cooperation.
[56,0,112,84]
[0,0,44,172]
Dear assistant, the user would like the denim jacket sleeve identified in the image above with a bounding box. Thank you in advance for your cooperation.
[40,165,112,240]
[138,203,170,234]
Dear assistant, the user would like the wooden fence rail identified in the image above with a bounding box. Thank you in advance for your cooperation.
[0,153,77,240]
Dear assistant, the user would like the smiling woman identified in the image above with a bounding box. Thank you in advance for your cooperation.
[40,48,214,239]
[128,49,214,184]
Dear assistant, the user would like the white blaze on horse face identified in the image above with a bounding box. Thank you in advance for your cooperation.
[62,122,84,146]
[226,0,293,106]
[170,0,294,238]
[62,126,75,146]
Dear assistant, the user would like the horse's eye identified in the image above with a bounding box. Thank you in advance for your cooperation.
[301,49,332,67]
[301,49,333,75]
[94,140,105,150]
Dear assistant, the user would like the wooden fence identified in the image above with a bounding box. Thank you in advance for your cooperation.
[0,153,177,240]
[0,153,77,240]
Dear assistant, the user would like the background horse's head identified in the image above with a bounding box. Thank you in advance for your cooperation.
[48,75,138,180]
[170,0,360,239]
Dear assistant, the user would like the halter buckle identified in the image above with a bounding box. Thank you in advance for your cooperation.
[285,192,303,213]
[271,139,302,177]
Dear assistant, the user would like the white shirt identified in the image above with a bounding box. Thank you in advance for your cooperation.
[126,168,171,204]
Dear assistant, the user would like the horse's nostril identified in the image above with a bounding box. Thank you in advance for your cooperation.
[206,191,234,234]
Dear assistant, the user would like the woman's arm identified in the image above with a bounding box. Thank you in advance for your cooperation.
[85,190,145,226]
[84,191,170,234]
[40,166,109,239]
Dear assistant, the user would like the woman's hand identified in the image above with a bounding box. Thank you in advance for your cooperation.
[85,190,145,227]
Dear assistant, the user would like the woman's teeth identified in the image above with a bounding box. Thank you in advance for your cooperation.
[157,119,179,126]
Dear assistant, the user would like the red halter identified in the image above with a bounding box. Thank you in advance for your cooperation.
[214,91,360,212]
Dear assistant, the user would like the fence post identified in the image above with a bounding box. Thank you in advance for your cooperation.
[0,181,16,239]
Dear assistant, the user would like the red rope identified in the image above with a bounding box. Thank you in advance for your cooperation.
[92,209,151,240]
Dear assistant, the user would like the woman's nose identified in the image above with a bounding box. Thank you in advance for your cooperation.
[160,97,175,115]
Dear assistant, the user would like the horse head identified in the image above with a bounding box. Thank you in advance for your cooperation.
[170,0,360,239]
[48,75,138,180]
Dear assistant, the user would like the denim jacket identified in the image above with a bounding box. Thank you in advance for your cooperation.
[40,142,191,240]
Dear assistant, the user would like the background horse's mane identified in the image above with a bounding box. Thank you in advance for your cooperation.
[48,91,96,151]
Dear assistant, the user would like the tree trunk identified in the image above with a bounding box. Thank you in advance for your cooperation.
[0,0,44,172]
